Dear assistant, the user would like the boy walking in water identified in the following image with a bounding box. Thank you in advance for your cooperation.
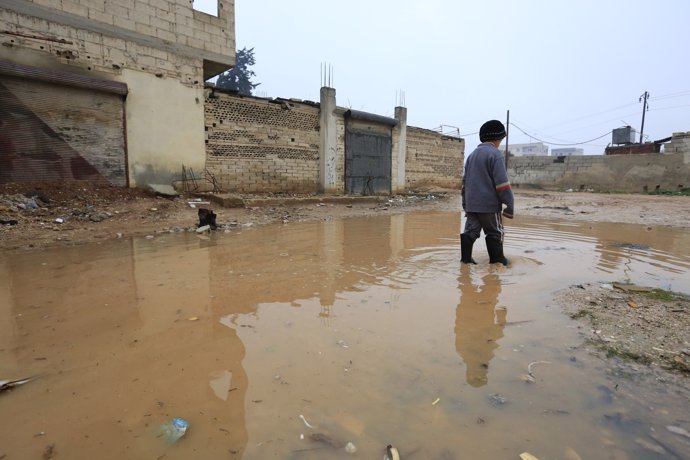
[461,120,514,266]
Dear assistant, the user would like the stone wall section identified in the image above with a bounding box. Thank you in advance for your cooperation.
[508,152,689,193]
[204,91,321,193]
[664,132,690,155]
[406,127,464,189]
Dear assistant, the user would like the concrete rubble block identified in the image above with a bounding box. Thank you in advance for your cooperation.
[146,183,179,198]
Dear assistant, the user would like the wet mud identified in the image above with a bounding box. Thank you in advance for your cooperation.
[1,211,689,459]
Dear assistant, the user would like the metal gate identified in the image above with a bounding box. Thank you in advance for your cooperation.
[344,110,396,195]
[0,62,128,185]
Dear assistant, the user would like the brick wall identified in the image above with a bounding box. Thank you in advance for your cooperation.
[204,92,467,194]
[204,91,321,193]
[406,127,464,189]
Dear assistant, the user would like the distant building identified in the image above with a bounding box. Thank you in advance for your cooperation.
[551,148,584,156]
[508,142,549,156]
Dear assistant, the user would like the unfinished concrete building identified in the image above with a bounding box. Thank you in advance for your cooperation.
[0,0,235,187]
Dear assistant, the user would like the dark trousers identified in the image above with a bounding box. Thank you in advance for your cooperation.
[462,212,504,243]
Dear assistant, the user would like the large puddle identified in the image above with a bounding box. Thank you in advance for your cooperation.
[1,212,689,460]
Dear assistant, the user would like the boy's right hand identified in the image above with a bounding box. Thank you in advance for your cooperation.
[502,207,514,219]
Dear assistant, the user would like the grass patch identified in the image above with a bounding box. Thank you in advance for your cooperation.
[599,344,652,364]
[644,289,676,301]
[649,188,690,196]
[569,308,592,320]
[642,288,690,302]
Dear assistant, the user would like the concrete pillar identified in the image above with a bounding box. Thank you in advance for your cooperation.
[318,86,338,193]
[393,106,407,193]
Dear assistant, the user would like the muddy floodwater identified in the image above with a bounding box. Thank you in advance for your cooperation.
[1,211,689,460]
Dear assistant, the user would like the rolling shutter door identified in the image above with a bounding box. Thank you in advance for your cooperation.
[0,63,128,185]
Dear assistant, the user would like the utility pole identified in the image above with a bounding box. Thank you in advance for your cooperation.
[639,91,649,143]
[505,110,510,167]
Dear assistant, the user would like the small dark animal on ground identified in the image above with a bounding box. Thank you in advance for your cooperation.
[198,208,217,230]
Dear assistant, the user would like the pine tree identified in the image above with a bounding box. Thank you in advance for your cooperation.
[215,47,260,95]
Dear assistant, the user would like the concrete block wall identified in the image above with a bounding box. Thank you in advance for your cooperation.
[204,91,321,193]
[334,117,346,193]
[509,152,690,193]
[1,0,235,84]
[665,132,690,154]
[406,127,464,189]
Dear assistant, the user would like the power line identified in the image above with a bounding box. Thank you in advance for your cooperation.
[509,123,612,146]
[649,103,690,112]
[540,101,638,131]
[650,90,690,101]
[530,90,689,133]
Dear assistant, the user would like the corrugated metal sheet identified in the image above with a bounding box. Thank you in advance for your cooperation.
[344,119,392,195]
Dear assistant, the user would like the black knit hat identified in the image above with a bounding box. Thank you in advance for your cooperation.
[479,120,506,142]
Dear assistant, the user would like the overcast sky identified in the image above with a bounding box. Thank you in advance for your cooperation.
[195,0,690,154]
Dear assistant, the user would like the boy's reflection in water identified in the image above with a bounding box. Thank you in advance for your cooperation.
[455,269,507,387]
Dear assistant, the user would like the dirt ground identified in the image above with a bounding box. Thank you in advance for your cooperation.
[1,181,689,380]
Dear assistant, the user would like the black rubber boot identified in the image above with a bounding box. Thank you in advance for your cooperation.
[485,236,508,266]
[460,233,477,264]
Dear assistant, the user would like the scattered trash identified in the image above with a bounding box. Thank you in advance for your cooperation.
[520,452,539,460]
[488,393,508,406]
[520,373,536,383]
[299,414,317,429]
[308,432,344,448]
[43,443,55,459]
[0,219,18,225]
[612,282,652,293]
[563,446,583,460]
[526,360,551,381]
[626,300,638,308]
[336,340,349,348]
[384,444,400,460]
[188,200,210,209]
[197,208,217,230]
[432,398,440,405]
[188,317,199,321]
[0,376,35,392]
[159,417,189,443]
[54,218,64,224]
[666,425,690,439]
[196,225,210,233]
[344,441,357,454]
